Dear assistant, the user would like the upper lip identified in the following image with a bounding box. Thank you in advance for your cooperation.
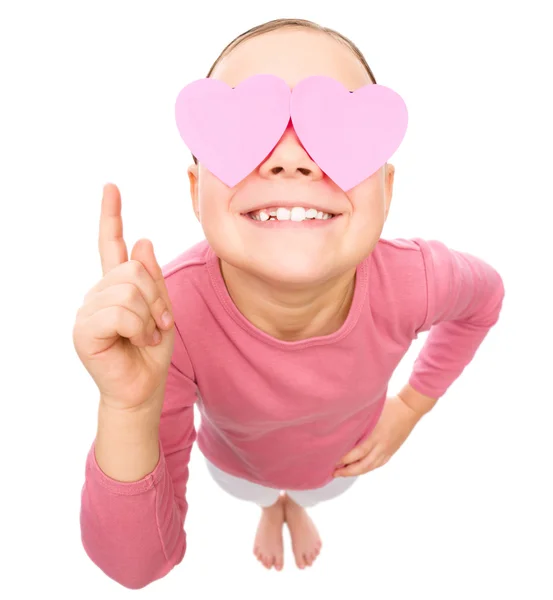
[241,200,341,215]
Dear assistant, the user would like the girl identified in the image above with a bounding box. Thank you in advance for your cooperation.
[74,18,505,589]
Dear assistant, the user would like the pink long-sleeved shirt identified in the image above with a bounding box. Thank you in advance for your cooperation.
[80,237,505,588]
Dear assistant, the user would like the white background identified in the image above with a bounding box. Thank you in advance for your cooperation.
[1,0,551,598]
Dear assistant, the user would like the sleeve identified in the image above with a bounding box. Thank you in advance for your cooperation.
[408,238,506,400]
[79,326,197,589]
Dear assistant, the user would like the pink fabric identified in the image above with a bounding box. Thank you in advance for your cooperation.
[80,237,505,588]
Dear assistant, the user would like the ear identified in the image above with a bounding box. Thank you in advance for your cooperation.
[384,163,395,220]
[187,163,200,221]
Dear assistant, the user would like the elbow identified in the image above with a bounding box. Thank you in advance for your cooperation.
[118,576,158,591]
[81,534,187,590]
[121,540,187,590]
[487,271,506,326]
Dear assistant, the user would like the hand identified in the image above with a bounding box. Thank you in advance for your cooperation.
[72,183,176,412]
[333,395,421,477]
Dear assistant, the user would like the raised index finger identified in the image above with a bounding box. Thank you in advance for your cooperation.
[99,183,128,276]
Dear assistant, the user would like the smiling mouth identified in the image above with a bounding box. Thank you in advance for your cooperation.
[243,206,339,222]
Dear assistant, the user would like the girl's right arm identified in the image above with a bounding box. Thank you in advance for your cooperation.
[74,184,197,588]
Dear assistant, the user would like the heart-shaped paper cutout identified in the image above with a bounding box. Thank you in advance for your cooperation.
[290,76,408,191]
[175,74,291,187]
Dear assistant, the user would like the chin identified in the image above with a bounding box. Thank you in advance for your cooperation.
[250,256,339,287]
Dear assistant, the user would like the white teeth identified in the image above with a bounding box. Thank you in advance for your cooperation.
[248,206,335,221]
[276,207,291,221]
[290,207,305,222]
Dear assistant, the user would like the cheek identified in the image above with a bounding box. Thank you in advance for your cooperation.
[195,180,241,255]
[349,180,386,222]
[346,183,387,250]
[197,171,232,220]
[198,197,231,244]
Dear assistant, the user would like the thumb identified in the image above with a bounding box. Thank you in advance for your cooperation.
[131,238,174,316]
[340,440,370,464]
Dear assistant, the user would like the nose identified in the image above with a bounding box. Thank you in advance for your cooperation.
[258,122,324,183]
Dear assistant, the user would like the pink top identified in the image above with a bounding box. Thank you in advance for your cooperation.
[80,237,505,588]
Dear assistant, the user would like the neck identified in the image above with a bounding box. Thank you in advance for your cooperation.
[219,259,357,342]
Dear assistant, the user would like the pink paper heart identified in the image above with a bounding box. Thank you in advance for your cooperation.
[175,74,291,188]
[290,76,408,191]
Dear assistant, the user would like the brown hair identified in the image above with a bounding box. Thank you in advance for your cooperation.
[191,18,377,165]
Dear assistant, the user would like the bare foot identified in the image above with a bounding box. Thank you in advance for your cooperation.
[283,492,322,569]
[253,493,285,570]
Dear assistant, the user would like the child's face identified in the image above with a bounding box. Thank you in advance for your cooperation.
[188,28,395,286]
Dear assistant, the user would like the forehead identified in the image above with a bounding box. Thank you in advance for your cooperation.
[210,28,371,91]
